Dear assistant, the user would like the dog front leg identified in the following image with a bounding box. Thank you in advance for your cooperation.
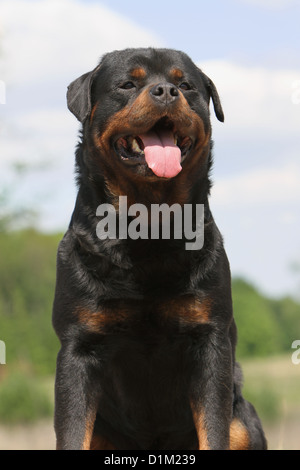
[189,333,233,450]
[54,346,99,450]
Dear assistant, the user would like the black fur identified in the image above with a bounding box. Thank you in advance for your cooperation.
[52,48,267,450]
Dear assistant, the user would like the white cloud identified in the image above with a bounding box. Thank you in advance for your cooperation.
[0,0,163,86]
[201,60,300,137]
[199,59,300,210]
[211,163,300,206]
[1,108,76,172]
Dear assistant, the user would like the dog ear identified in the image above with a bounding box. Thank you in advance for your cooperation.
[67,65,101,123]
[201,72,225,123]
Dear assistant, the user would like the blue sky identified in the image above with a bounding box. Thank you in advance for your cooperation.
[1,0,300,299]
[98,0,300,67]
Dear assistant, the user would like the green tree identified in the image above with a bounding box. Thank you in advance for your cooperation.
[232,278,282,358]
[0,229,61,374]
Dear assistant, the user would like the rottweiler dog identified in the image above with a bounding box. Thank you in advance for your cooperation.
[52,48,267,450]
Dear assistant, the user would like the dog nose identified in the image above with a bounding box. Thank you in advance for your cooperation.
[150,83,179,105]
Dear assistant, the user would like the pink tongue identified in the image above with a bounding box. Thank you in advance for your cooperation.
[139,130,182,178]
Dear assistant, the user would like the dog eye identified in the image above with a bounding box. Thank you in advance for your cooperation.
[179,82,191,91]
[120,81,136,90]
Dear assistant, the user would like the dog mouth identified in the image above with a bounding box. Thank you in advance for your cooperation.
[114,119,193,178]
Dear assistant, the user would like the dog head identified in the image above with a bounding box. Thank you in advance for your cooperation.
[67,48,224,202]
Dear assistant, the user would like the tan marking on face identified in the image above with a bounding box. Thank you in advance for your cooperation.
[131,67,147,79]
[170,68,184,80]
[90,82,210,206]
[93,85,205,154]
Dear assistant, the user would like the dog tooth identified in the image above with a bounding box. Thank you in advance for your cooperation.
[132,138,142,153]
